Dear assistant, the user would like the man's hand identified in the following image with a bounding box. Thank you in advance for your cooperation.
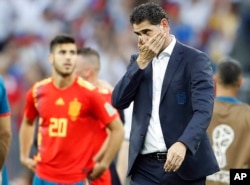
[164,142,187,172]
[89,162,108,180]
[20,157,36,172]
[137,30,166,69]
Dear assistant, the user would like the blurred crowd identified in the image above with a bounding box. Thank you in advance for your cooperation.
[0,0,249,184]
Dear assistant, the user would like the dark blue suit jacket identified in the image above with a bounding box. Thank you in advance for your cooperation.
[112,41,219,180]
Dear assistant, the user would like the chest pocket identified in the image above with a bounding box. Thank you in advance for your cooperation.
[170,80,188,105]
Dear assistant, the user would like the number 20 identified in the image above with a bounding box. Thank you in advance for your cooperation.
[49,118,68,137]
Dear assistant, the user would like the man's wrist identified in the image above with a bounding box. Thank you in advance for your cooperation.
[136,56,149,63]
[136,57,151,69]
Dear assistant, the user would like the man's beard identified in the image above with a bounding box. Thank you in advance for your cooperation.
[53,62,74,77]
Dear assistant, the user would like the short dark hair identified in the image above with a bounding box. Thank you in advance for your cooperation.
[77,47,100,60]
[77,47,101,71]
[130,2,169,25]
[50,34,76,52]
[217,58,242,86]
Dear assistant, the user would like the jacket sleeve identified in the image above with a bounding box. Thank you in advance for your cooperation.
[112,54,145,109]
[178,52,214,155]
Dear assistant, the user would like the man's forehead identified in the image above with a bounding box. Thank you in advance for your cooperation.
[55,44,77,51]
[133,21,155,32]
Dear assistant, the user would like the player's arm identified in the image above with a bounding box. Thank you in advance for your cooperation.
[19,88,38,172]
[93,79,114,161]
[0,78,12,170]
[102,117,124,164]
[19,116,36,172]
[0,115,11,170]
[90,117,124,179]
[93,129,110,162]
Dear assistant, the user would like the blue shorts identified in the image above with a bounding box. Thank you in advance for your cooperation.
[2,165,9,185]
[32,174,84,185]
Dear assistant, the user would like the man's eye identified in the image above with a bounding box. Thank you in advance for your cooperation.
[142,30,149,35]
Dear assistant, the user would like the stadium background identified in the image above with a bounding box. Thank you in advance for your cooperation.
[0,0,249,184]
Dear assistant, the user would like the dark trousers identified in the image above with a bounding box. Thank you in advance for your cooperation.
[129,155,205,185]
[110,161,121,185]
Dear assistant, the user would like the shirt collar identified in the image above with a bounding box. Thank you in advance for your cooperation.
[159,35,176,58]
[216,96,242,104]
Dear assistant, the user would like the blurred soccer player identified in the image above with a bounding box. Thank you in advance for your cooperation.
[206,58,250,185]
[19,34,124,185]
[0,76,12,185]
[76,47,122,185]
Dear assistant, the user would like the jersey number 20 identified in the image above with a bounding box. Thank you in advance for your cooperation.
[49,118,68,137]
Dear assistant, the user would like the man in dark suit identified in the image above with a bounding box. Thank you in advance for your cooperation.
[111,2,219,185]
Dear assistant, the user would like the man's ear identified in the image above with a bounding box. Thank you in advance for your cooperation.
[237,76,243,88]
[83,67,93,77]
[160,18,169,32]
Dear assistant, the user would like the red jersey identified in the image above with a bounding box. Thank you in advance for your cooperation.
[91,88,114,185]
[93,88,112,152]
[24,76,118,183]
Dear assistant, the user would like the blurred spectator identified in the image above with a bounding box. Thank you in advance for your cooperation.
[177,0,213,48]
[0,0,13,51]
[10,0,50,36]
[207,0,239,62]
[230,0,250,104]
[163,1,195,45]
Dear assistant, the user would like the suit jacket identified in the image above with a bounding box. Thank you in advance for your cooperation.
[112,41,219,180]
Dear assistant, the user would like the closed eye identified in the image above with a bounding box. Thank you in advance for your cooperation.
[134,29,151,36]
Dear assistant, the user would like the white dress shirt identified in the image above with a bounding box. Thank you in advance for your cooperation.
[141,35,176,154]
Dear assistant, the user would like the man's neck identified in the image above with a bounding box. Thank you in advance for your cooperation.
[215,85,238,98]
[85,75,98,87]
[52,74,75,89]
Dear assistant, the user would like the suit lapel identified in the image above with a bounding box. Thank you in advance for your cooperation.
[160,42,183,103]
[145,62,153,101]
